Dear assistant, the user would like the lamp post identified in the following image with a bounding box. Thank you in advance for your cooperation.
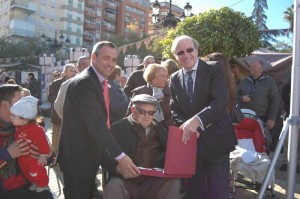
[152,0,192,28]
[40,30,70,59]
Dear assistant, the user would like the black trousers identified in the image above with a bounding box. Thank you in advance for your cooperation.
[63,173,96,199]
[187,152,230,199]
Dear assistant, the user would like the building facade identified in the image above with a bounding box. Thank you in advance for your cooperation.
[147,1,183,36]
[82,0,150,50]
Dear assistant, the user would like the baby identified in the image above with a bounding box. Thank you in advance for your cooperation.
[10,96,50,192]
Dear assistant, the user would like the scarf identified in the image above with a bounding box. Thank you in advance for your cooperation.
[150,86,165,122]
[0,123,18,179]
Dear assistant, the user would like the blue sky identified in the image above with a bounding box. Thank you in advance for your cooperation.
[151,0,294,43]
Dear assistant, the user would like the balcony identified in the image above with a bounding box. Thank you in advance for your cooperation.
[85,0,97,7]
[103,25,116,32]
[107,1,117,10]
[10,1,37,13]
[83,34,94,41]
[106,13,116,22]
[84,21,96,30]
[84,10,96,18]
[9,19,36,37]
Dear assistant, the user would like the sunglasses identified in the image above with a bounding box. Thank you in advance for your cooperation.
[135,107,156,117]
[54,75,60,77]
[175,47,194,56]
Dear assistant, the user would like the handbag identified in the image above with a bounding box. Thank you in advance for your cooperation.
[230,104,244,123]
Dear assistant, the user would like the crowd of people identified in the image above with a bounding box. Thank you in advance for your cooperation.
[0,35,297,199]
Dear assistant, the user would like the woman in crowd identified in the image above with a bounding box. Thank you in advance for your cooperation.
[108,65,129,124]
[128,63,173,127]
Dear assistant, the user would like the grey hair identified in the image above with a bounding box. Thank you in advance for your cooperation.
[63,63,76,72]
[171,35,199,54]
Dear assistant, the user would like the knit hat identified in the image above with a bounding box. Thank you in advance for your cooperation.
[10,96,38,120]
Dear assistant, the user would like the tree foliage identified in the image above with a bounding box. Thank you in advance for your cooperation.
[0,37,42,64]
[160,7,260,59]
[284,4,294,32]
[251,0,278,47]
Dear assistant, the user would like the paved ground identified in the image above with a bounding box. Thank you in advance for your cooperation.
[43,117,300,199]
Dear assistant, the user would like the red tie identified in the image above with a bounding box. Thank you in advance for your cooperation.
[103,80,110,129]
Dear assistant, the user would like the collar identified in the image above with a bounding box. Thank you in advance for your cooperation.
[91,65,106,83]
[183,59,199,75]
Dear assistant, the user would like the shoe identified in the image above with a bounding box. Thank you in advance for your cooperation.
[29,184,37,191]
[279,163,287,171]
[36,186,47,192]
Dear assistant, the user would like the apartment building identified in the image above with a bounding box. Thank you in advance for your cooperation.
[82,0,149,50]
[0,0,84,47]
[0,0,150,50]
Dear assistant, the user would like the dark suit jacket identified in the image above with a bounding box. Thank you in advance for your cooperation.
[57,66,123,179]
[124,70,147,97]
[102,116,168,176]
[170,59,237,157]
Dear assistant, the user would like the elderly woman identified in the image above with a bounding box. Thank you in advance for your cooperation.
[127,63,173,127]
[108,65,129,124]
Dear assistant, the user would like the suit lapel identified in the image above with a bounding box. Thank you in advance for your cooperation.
[192,59,207,108]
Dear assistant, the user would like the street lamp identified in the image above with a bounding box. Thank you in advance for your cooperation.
[152,0,192,28]
[40,30,70,58]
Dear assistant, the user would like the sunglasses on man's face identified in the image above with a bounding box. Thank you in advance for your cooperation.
[175,47,194,56]
[135,107,156,117]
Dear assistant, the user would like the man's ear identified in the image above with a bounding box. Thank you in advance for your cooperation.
[131,106,135,113]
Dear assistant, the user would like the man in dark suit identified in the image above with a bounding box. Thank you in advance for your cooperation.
[124,55,155,98]
[57,41,140,199]
[169,35,237,199]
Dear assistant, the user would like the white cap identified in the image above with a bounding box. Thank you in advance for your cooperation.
[10,96,38,120]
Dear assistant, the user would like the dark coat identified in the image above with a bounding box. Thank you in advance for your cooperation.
[57,66,123,179]
[108,80,129,123]
[102,116,168,175]
[124,70,147,98]
[170,59,237,157]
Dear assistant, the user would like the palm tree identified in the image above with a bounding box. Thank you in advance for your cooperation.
[251,0,276,47]
[284,4,294,32]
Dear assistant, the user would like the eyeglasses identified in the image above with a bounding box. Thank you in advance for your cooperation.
[135,107,156,117]
[175,47,194,56]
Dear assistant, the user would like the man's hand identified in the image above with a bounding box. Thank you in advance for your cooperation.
[266,119,275,130]
[180,116,200,144]
[116,155,140,179]
[7,139,29,159]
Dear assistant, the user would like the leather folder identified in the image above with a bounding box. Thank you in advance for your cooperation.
[139,126,197,178]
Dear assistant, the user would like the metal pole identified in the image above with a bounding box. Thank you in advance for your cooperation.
[258,2,300,198]
[258,121,289,199]
[287,1,300,198]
